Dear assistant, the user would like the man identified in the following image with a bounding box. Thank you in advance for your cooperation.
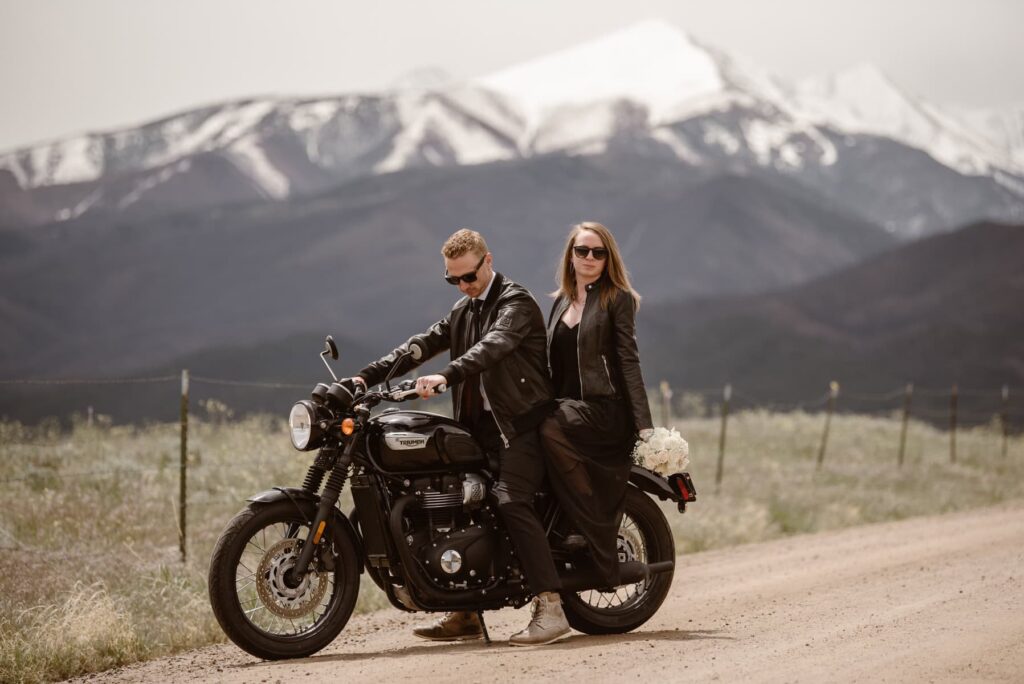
[349,228,570,646]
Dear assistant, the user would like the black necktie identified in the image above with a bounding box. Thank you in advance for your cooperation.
[464,299,484,426]
[471,299,483,342]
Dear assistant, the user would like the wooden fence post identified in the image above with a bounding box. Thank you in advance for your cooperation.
[949,383,958,464]
[898,383,913,468]
[659,380,673,427]
[817,381,839,469]
[715,383,731,493]
[179,369,189,564]
[1001,385,1010,459]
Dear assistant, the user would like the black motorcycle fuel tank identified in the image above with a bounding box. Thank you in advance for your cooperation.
[368,410,487,473]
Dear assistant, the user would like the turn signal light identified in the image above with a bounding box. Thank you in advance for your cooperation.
[340,418,355,436]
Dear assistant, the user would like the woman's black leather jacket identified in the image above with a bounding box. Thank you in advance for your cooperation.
[546,280,654,433]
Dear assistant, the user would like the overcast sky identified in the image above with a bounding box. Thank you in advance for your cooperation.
[0,0,1021,152]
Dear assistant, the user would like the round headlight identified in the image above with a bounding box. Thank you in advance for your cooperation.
[288,401,320,450]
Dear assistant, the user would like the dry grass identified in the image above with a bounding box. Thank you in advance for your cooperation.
[0,414,382,684]
[0,410,1021,682]
[664,410,1024,552]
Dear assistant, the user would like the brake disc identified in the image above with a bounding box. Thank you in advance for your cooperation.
[255,537,329,619]
[616,515,645,564]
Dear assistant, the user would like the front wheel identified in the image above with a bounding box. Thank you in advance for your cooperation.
[561,486,676,634]
[208,500,360,659]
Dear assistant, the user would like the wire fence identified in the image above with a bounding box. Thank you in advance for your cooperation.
[0,371,1018,562]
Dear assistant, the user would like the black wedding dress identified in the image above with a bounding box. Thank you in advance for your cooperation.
[540,319,636,586]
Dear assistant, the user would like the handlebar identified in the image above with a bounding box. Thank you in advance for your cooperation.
[391,380,447,400]
[353,380,447,407]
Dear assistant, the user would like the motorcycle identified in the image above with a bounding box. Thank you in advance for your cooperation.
[208,335,697,659]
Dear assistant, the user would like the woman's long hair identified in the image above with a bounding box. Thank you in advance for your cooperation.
[552,222,641,309]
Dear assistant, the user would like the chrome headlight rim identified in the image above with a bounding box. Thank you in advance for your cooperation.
[288,400,323,451]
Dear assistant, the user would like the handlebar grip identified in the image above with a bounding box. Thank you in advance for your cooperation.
[433,383,447,395]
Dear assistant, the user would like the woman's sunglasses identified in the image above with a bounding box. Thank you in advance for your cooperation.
[573,246,608,260]
[444,254,487,285]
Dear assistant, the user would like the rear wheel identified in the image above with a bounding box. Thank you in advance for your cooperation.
[561,486,675,634]
[208,500,360,659]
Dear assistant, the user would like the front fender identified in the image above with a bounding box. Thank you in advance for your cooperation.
[246,487,364,574]
[248,486,319,508]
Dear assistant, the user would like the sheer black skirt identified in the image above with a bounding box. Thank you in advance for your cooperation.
[539,395,635,586]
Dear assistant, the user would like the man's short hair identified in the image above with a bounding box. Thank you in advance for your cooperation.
[442,228,489,259]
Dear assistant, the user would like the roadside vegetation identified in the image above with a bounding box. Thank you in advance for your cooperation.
[1,410,1021,683]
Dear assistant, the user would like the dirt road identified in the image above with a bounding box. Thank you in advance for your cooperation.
[79,503,1024,683]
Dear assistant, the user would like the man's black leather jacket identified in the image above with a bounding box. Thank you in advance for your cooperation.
[546,280,654,434]
[357,272,554,445]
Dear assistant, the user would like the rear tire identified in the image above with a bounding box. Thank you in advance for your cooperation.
[208,500,360,659]
[561,486,675,634]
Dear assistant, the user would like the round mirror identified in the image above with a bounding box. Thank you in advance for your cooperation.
[324,335,339,360]
[407,335,427,361]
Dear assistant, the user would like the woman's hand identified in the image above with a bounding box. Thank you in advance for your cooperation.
[639,428,654,442]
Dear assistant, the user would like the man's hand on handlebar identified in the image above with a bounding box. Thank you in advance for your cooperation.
[415,374,448,399]
[340,376,367,396]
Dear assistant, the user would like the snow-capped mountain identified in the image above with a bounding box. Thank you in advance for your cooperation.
[791,64,1021,179]
[1,19,1022,236]
[943,104,1024,179]
[479,21,726,130]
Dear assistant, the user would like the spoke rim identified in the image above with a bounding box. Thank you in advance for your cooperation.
[575,512,651,612]
[233,519,340,638]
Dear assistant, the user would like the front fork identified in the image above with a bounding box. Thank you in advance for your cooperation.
[289,438,355,580]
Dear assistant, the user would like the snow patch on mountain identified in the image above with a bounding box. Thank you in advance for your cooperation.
[793,64,1021,176]
[650,127,702,164]
[115,159,195,210]
[700,121,742,155]
[228,137,290,199]
[480,20,722,130]
[375,90,519,173]
[945,104,1024,169]
[57,189,103,221]
[286,100,344,136]
[0,153,27,187]
[155,100,276,167]
[531,99,646,154]
[1,135,106,187]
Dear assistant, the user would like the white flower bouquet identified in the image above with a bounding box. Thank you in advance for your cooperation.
[632,427,690,475]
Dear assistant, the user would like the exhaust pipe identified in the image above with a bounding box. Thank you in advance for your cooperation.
[559,560,674,593]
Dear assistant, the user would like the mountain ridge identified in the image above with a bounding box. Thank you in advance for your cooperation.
[2,20,1021,237]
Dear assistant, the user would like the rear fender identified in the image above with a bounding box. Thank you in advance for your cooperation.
[246,487,364,574]
[628,466,681,503]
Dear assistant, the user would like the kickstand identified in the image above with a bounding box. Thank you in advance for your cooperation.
[477,610,492,645]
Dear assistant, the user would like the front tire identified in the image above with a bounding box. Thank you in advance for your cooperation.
[208,500,360,659]
[561,486,676,634]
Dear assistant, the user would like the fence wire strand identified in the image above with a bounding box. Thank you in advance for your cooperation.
[0,376,178,385]
[190,376,308,389]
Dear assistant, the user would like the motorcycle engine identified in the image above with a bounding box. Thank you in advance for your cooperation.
[402,473,505,590]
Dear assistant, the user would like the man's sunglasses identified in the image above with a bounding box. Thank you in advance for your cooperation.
[444,254,487,285]
[573,245,608,260]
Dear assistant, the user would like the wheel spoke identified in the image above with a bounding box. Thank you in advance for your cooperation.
[244,604,266,617]
[228,516,340,638]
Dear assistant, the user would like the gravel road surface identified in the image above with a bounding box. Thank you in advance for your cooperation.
[75,503,1024,683]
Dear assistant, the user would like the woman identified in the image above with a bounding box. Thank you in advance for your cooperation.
[540,221,654,587]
